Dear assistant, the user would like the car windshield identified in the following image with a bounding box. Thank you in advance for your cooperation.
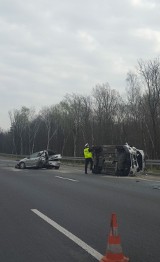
[29,152,40,158]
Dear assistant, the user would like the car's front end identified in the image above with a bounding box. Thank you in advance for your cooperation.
[15,157,28,169]
[48,154,62,169]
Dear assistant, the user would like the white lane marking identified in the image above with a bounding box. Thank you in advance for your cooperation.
[31,209,102,261]
[2,167,22,172]
[56,170,73,174]
[102,175,160,183]
[55,175,79,182]
[126,176,160,183]
[137,177,160,183]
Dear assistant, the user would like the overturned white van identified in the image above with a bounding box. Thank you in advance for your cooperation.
[92,143,145,176]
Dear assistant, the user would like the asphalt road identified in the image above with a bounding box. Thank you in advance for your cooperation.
[0,159,160,262]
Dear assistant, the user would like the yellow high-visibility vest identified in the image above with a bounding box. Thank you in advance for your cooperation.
[84,147,92,158]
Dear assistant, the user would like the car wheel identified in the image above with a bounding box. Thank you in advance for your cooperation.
[46,165,53,169]
[37,161,43,169]
[55,166,60,169]
[19,162,26,169]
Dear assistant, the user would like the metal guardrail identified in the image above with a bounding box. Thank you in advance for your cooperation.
[0,153,26,160]
[62,157,160,166]
[1,153,160,167]
[61,157,84,165]
[62,156,84,161]
[146,159,160,165]
[65,158,160,167]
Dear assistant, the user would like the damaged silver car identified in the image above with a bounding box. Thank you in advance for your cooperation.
[15,150,62,169]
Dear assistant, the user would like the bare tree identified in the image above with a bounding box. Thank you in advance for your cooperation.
[30,116,41,153]
[78,96,93,145]
[8,107,30,155]
[60,94,85,157]
[40,106,58,150]
[8,107,42,155]
[57,103,72,156]
[138,58,160,158]
[92,83,120,144]
[9,111,17,154]
[125,72,142,144]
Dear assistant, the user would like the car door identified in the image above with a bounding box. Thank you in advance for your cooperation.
[27,152,40,167]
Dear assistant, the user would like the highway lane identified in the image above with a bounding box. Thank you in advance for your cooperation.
[0,162,160,262]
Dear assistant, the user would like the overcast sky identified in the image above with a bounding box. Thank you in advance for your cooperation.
[0,0,160,130]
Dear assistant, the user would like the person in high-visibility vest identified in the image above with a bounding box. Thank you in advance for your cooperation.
[84,143,93,174]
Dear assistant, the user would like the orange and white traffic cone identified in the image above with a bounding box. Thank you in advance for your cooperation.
[100,213,129,262]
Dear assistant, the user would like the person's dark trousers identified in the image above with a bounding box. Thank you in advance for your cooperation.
[85,158,93,174]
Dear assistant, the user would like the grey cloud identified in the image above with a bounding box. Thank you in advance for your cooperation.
[0,0,160,130]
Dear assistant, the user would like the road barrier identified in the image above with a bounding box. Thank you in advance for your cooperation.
[62,157,160,167]
[0,153,160,169]
[0,153,26,160]
[145,159,160,168]
[62,156,84,165]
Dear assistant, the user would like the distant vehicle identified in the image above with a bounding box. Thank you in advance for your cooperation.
[92,143,145,176]
[15,150,62,169]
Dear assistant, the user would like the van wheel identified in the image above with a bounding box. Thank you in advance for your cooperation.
[55,166,60,169]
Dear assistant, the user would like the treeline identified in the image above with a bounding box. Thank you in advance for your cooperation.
[1,58,160,158]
